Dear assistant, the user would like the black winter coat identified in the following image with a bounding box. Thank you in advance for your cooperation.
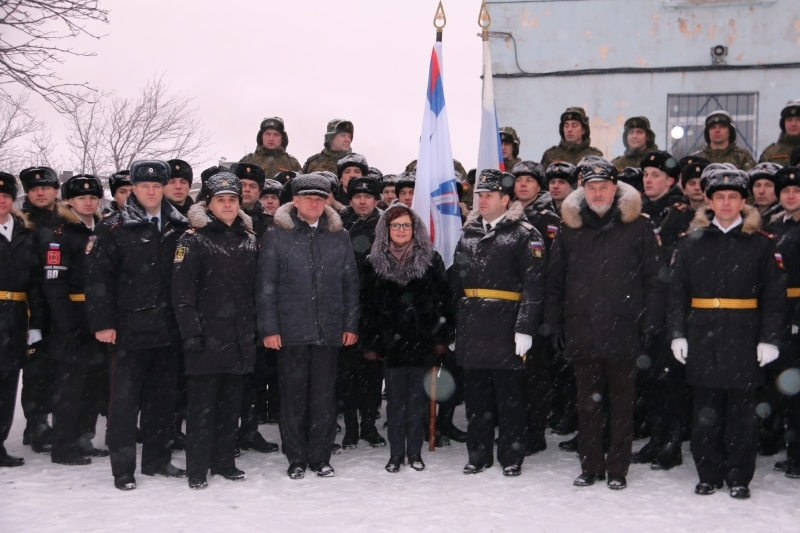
[43,206,105,365]
[85,195,189,350]
[256,202,360,347]
[667,206,786,389]
[546,182,666,360]
[243,201,271,239]
[517,191,561,253]
[172,203,257,375]
[360,204,454,367]
[450,201,546,370]
[0,211,45,373]
[21,198,57,339]
[641,185,695,260]
[168,195,195,218]
[339,206,382,277]
[766,210,800,370]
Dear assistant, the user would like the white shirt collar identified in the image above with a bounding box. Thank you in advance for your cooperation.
[483,213,506,232]
[149,210,162,230]
[0,215,13,242]
[712,215,742,234]
[71,209,95,230]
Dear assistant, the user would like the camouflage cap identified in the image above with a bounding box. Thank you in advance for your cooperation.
[499,126,521,157]
[623,116,656,149]
[780,100,800,133]
[559,107,590,141]
[324,119,354,149]
[704,110,736,144]
[257,116,288,149]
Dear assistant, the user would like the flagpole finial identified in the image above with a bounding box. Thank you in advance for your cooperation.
[434,1,446,42]
[478,1,491,41]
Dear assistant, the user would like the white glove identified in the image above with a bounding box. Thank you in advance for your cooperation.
[671,338,688,365]
[27,329,42,346]
[515,333,533,358]
[757,343,779,367]
[792,325,799,335]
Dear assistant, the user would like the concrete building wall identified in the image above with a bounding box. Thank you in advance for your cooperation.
[486,0,800,162]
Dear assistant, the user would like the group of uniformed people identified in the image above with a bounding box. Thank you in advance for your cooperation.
[1,102,799,498]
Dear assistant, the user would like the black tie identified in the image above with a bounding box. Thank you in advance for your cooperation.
[486,223,492,233]
[151,216,159,230]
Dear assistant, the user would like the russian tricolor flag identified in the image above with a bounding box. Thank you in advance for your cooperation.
[412,41,462,269]
[476,32,503,178]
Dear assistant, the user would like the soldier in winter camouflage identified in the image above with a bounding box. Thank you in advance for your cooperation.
[404,158,467,181]
[690,111,756,171]
[759,100,800,167]
[500,127,521,171]
[240,117,302,179]
[612,117,658,171]
[541,107,603,170]
[303,119,354,174]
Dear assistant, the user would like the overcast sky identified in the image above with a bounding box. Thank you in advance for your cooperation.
[30,0,485,175]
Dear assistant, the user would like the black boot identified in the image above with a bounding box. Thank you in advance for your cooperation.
[651,425,683,470]
[341,410,359,449]
[632,417,663,464]
[437,403,467,443]
[77,434,109,457]
[526,433,547,456]
[30,415,52,454]
[759,423,786,456]
[239,430,279,453]
[553,408,578,435]
[170,415,186,451]
[558,434,578,452]
[360,420,386,448]
[52,447,91,466]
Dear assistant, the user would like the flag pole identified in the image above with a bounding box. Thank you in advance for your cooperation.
[428,0,446,453]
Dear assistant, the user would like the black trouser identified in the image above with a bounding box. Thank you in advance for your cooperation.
[174,348,187,431]
[338,346,383,426]
[0,368,20,447]
[21,350,54,426]
[638,336,689,433]
[263,348,279,419]
[573,358,637,477]
[464,368,526,468]
[525,341,552,444]
[51,360,105,457]
[385,366,426,458]
[186,373,243,476]
[107,346,177,477]
[692,386,758,487]
[240,346,269,436]
[278,345,338,465]
[549,352,577,421]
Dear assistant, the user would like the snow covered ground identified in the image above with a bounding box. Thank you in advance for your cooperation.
[2,396,800,533]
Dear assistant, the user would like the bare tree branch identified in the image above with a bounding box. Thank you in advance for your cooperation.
[62,89,105,174]
[0,1,108,111]
[0,91,43,169]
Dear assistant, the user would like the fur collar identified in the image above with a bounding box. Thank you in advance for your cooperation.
[464,198,526,228]
[561,181,641,229]
[187,201,254,232]
[10,209,34,231]
[55,203,100,227]
[770,209,800,224]
[367,204,434,286]
[692,204,761,235]
[272,202,344,233]
[120,195,188,228]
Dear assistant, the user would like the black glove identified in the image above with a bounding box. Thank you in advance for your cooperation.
[551,334,565,353]
[64,328,84,352]
[640,332,655,352]
[183,335,204,353]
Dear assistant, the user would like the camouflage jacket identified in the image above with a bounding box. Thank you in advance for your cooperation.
[405,158,467,178]
[504,157,521,172]
[611,145,658,171]
[240,146,301,180]
[541,139,603,169]
[759,133,800,167]
[691,143,756,171]
[303,148,352,174]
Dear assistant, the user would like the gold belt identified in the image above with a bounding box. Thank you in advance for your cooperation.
[464,289,522,302]
[69,294,86,302]
[2,291,26,302]
[787,288,800,298]
[691,298,758,310]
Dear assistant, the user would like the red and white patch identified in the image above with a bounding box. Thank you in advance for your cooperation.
[46,250,61,265]
[775,253,785,270]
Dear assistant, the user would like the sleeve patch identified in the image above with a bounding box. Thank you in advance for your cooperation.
[530,241,544,258]
[85,235,97,255]
[546,224,559,239]
[174,246,187,263]
[775,252,785,270]
[46,243,61,265]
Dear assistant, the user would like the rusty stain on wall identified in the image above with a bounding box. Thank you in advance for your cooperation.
[728,19,737,45]
[794,20,800,44]
[590,115,623,158]
[736,51,744,61]
[637,57,648,67]
[678,18,702,38]
[600,45,610,60]
[520,8,539,29]
[708,24,717,40]
[585,30,592,38]
[505,36,514,51]
[650,13,660,36]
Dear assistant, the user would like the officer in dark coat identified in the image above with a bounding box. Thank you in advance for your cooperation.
[45,175,110,465]
[229,162,270,239]
[173,173,258,490]
[633,151,695,470]
[0,173,45,467]
[334,153,369,206]
[763,166,800,477]
[86,159,189,490]
[19,166,59,453]
[668,167,786,499]
[256,174,360,479]
[337,176,386,449]
[546,159,666,490]
[748,162,783,227]
[450,169,545,477]
[164,159,195,217]
[104,171,132,215]
[509,161,561,454]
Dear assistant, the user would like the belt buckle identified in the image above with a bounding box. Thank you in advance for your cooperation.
[5,291,12,301]
[712,298,721,309]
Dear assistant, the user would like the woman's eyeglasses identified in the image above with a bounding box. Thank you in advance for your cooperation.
[389,223,412,230]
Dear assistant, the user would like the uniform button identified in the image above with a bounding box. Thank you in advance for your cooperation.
[712,298,721,309]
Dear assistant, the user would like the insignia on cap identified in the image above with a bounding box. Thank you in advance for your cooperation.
[696,166,700,172]
[650,155,655,161]
[35,174,41,179]
[791,174,796,179]
[148,168,154,174]
[481,176,486,182]
[0,181,3,186]
[724,176,729,182]
[222,179,229,185]
[175,165,180,170]
[84,183,89,189]
[246,167,251,173]
[594,167,601,173]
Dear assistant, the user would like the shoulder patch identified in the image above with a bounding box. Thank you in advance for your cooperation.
[530,240,544,259]
[518,220,534,231]
[775,252,786,270]
[174,245,187,263]
[46,243,61,265]
[85,235,97,254]
[673,203,687,212]
[546,224,559,239]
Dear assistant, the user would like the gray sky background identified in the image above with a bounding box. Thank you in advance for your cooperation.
[31,0,486,175]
